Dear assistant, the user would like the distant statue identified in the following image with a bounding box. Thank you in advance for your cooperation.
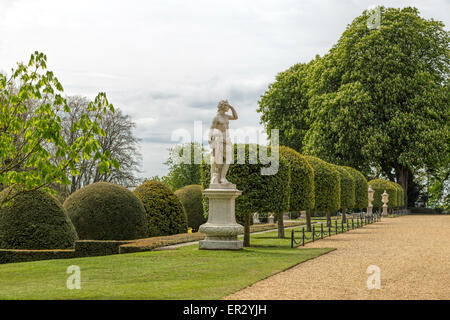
[209,100,238,185]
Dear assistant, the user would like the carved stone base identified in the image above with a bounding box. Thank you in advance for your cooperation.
[382,205,388,216]
[198,186,244,250]
[367,204,373,216]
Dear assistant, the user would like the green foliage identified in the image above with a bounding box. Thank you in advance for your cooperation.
[390,181,405,208]
[303,156,340,212]
[368,179,397,209]
[342,166,368,209]
[201,144,290,221]
[174,184,206,231]
[134,180,188,237]
[63,182,147,240]
[258,7,450,190]
[0,188,78,249]
[163,142,205,191]
[279,146,314,211]
[333,165,355,210]
[0,52,117,207]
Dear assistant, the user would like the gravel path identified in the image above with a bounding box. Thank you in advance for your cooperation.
[225,215,450,300]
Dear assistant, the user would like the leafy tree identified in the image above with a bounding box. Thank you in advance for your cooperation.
[164,142,206,191]
[258,7,450,203]
[0,52,117,207]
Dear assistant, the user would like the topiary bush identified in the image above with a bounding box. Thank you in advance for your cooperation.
[304,156,341,213]
[174,184,206,231]
[201,144,290,244]
[368,179,397,209]
[64,182,147,240]
[0,189,78,249]
[390,181,404,208]
[333,165,355,213]
[134,180,188,237]
[279,146,315,211]
[342,166,368,210]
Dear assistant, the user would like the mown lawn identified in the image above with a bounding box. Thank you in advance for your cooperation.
[0,230,333,300]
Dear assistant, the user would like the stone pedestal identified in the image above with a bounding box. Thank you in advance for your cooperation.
[367,204,373,216]
[199,184,244,250]
[382,204,388,216]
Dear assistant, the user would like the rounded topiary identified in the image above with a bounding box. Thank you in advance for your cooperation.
[0,189,78,249]
[279,146,315,211]
[390,181,404,208]
[175,184,206,231]
[342,166,368,210]
[368,179,397,209]
[333,165,355,212]
[304,156,341,213]
[64,182,147,240]
[134,180,188,237]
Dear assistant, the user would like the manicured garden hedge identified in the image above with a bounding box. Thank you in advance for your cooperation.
[174,184,206,231]
[368,178,397,209]
[64,182,148,240]
[333,165,355,213]
[0,189,78,250]
[342,166,368,210]
[303,156,340,213]
[279,146,315,211]
[134,180,188,237]
[390,181,404,208]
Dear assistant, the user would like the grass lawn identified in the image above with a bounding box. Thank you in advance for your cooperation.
[0,229,333,300]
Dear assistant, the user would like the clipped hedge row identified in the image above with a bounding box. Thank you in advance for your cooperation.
[0,249,75,264]
[342,166,368,210]
[303,156,340,213]
[279,146,315,211]
[333,165,355,212]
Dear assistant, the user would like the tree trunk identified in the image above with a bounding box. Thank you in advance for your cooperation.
[243,212,250,247]
[306,209,312,232]
[326,211,331,227]
[342,208,347,223]
[396,165,409,208]
[277,211,285,238]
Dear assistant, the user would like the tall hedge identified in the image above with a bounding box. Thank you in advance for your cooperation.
[201,144,289,245]
[368,179,397,209]
[174,184,206,231]
[304,156,340,213]
[0,189,78,249]
[64,182,148,240]
[390,181,404,208]
[134,180,188,237]
[342,166,368,210]
[333,165,356,213]
[279,146,315,211]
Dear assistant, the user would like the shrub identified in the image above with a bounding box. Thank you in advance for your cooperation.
[368,179,397,209]
[390,181,405,208]
[333,165,356,212]
[0,189,78,249]
[342,166,368,210]
[175,184,206,231]
[201,144,290,244]
[303,156,340,213]
[279,146,315,211]
[64,182,147,240]
[134,180,188,237]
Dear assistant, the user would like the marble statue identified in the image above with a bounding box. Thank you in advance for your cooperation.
[208,100,238,186]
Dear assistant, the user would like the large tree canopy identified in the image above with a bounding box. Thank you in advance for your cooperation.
[258,7,449,203]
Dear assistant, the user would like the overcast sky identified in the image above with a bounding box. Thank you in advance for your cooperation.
[1,0,448,178]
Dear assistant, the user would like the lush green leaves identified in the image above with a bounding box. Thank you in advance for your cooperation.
[0,52,118,206]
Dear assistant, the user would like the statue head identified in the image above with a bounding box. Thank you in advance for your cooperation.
[217,100,230,113]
